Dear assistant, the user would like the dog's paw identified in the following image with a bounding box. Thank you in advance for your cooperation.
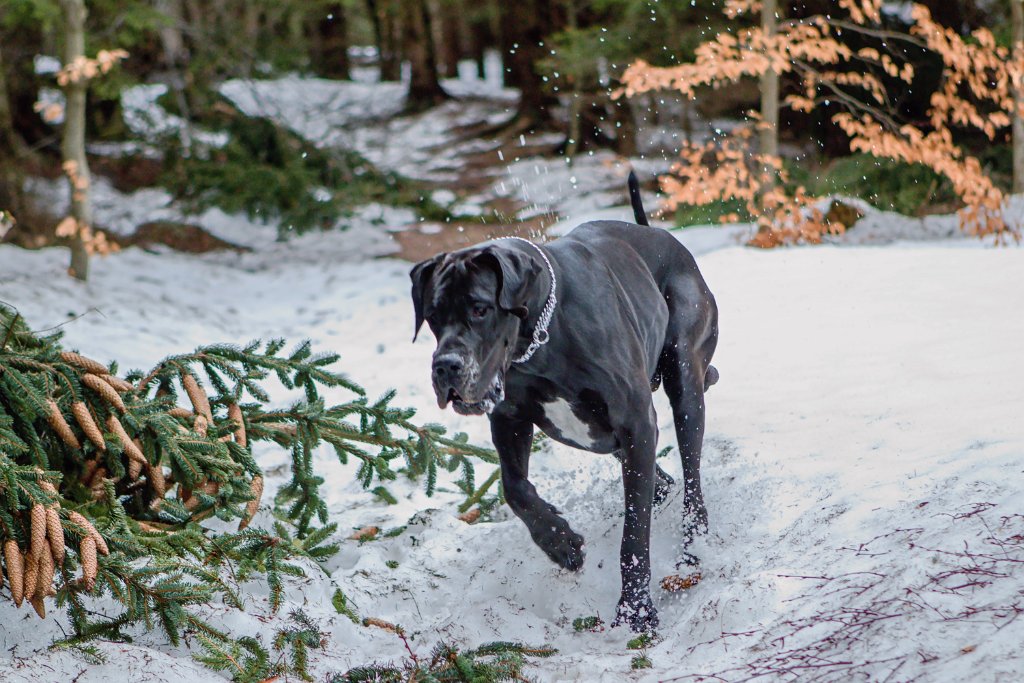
[675,550,701,570]
[540,527,585,571]
[682,502,709,543]
[612,595,659,633]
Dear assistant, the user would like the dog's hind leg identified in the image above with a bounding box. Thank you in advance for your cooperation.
[661,349,708,567]
[659,308,717,568]
[490,413,585,571]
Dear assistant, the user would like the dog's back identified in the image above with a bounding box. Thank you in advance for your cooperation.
[560,215,718,392]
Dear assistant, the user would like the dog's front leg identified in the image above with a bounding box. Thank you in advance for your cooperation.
[490,413,585,571]
[612,411,659,632]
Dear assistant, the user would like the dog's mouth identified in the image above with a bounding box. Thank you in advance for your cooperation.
[440,374,505,416]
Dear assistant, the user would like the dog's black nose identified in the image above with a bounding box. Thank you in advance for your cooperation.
[432,354,464,382]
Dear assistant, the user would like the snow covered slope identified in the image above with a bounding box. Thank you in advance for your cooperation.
[1,232,1023,681]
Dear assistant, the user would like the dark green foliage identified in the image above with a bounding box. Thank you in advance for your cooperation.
[572,615,603,632]
[195,611,325,683]
[159,101,448,235]
[795,154,960,216]
[195,634,273,683]
[273,610,326,681]
[673,199,753,229]
[332,587,361,624]
[626,632,654,650]
[336,641,557,683]
[673,154,967,229]
[630,654,653,670]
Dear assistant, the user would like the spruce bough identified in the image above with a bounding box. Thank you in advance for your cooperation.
[0,304,499,669]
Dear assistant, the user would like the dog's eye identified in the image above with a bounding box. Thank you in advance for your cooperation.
[470,304,489,319]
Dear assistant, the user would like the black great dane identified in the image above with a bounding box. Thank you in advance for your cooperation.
[409,173,718,632]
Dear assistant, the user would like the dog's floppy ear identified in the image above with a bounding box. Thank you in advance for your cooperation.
[410,254,443,341]
[476,246,541,318]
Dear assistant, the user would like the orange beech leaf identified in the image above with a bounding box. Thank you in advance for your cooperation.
[620,0,1021,245]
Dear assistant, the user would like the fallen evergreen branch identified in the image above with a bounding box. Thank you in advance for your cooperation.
[0,303,498,673]
[337,640,557,683]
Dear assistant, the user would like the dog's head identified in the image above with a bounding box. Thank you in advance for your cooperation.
[410,244,541,415]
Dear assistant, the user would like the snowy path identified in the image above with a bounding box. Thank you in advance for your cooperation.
[1,235,1023,681]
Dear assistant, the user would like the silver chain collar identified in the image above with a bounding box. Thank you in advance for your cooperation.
[494,236,557,364]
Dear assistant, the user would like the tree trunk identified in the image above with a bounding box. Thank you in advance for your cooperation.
[403,0,447,110]
[0,42,29,237]
[155,0,187,68]
[435,0,462,79]
[467,0,499,80]
[60,0,91,281]
[367,0,402,81]
[611,97,637,156]
[500,0,556,127]
[242,2,261,75]
[312,3,351,79]
[154,0,193,149]
[1012,0,1024,194]
[0,43,26,159]
[760,0,779,161]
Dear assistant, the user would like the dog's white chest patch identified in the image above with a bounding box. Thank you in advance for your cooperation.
[541,398,595,448]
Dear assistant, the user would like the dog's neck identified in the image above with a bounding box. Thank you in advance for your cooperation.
[510,242,557,365]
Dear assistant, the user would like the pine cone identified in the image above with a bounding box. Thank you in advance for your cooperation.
[29,595,46,619]
[660,571,703,593]
[167,407,193,419]
[362,617,404,634]
[128,458,143,480]
[22,551,38,602]
[4,540,23,607]
[457,508,482,524]
[227,402,247,447]
[46,508,65,566]
[80,536,97,591]
[100,374,134,393]
[30,504,47,560]
[60,351,108,375]
[349,525,380,542]
[180,372,212,422]
[106,415,146,464]
[135,520,169,534]
[193,414,208,437]
[71,402,106,451]
[67,511,109,556]
[147,461,167,498]
[182,479,219,511]
[81,459,100,486]
[89,468,108,500]
[238,475,264,530]
[46,399,81,449]
[83,373,126,412]
[38,543,55,598]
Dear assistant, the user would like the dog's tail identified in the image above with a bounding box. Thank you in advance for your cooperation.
[628,171,650,226]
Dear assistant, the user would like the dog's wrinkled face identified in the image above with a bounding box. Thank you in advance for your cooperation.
[410,246,539,416]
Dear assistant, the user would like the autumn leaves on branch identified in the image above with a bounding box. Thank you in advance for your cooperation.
[621,0,1024,245]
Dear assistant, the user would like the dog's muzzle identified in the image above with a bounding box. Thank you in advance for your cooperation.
[432,353,504,415]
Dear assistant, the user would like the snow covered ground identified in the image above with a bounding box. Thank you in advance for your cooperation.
[2,203,1023,680]
[5,64,1024,682]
